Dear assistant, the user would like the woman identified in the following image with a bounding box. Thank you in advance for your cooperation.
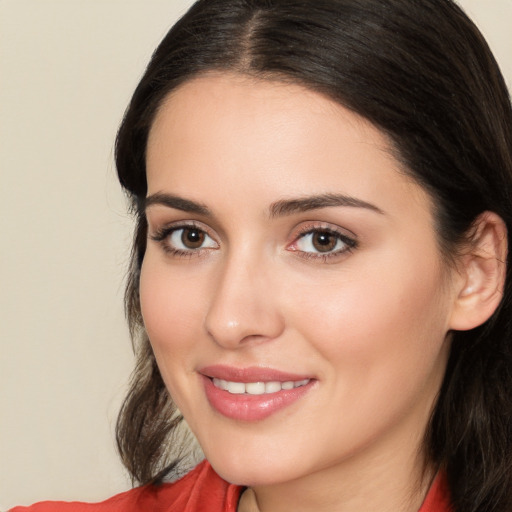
[11,0,512,511]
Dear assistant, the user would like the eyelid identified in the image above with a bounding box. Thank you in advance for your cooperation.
[293,220,356,239]
[149,218,214,238]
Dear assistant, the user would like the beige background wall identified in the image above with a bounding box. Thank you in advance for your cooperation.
[1,0,511,509]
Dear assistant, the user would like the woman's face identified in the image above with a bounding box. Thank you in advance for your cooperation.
[141,73,460,487]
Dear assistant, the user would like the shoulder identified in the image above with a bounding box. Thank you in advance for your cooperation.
[9,461,243,512]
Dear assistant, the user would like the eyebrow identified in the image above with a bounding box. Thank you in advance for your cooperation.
[145,192,211,216]
[269,193,383,217]
[144,192,383,217]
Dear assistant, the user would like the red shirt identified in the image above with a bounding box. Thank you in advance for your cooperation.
[11,460,452,512]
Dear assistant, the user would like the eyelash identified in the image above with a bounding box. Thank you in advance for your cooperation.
[150,222,218,258]
[289,225,358,262]
[149,222,358,261]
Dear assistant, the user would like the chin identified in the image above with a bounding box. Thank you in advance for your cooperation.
[202,441,310,487]
[213,462,294,488]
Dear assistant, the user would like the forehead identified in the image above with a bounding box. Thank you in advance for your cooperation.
[149,72,390,153]
[146,72,432,224]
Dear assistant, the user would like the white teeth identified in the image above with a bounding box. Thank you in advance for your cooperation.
[218,379,228,390]
[265,381,282,393]
[212,378,310,394]
[246,382,266,395]
[226,381,245,394]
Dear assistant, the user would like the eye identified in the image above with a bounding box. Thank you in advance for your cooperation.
[151,224,218,255]
[170,227,216,250]
[298,231,341,253]
[290,227,357,259]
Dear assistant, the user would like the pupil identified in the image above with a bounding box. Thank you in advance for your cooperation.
[182,228,204,248]
[313,232,336,252]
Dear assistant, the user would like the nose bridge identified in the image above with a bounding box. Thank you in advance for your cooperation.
[204,246,283,348]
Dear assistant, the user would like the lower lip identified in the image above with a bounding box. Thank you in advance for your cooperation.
[202,375,314,421]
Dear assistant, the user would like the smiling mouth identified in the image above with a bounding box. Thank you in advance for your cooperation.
[211,378,311,395]
[202,370,315,421]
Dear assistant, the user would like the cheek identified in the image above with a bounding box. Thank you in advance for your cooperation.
[139,256,212,418]
[283,256,452,451]
[289,250,451,383]
[139,256,206,359]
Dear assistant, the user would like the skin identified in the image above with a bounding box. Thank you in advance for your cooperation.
[141,73,467,512]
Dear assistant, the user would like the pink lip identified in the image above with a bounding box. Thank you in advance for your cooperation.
[200,365,315,422]
[200,365,312,382]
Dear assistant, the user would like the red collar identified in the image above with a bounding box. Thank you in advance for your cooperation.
[418,473,452,512]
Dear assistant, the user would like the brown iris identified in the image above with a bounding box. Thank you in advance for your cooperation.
[181,228,205,249]
[312,231,337,252]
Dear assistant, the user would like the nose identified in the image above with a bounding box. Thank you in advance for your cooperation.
[204,253,285,349]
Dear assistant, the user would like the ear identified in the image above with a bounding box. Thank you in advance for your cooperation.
[449,211,508,331]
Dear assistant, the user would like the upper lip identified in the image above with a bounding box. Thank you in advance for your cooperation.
[199,365,313,382]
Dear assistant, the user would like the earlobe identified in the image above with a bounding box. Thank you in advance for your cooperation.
[449,211,508,331]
